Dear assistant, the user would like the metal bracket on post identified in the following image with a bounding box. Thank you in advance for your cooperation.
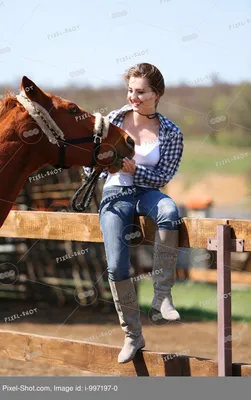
[207,225,233,376]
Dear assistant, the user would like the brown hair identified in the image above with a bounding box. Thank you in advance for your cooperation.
[124,63,165,98]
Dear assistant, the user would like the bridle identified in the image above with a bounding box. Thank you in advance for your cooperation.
[15,91,127,212]
[16,91,109,169]
[54,116,107,169]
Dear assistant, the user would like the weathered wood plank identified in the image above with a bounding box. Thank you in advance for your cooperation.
[180,218,251,251]
[188,268,251,285]
[0,212,251,250]
[0,330,250,376]
[0,211,105,243]
[0,211,156,243]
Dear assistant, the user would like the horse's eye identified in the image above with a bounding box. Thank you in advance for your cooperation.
[69,106,80,114]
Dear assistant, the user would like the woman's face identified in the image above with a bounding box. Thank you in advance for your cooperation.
[127,77,159,112]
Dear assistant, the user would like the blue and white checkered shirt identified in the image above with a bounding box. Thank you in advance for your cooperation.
[82,104,183,188]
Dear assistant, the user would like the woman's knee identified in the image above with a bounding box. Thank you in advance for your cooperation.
[108,269,131,281]
[107,254,131,280]
[156,199,180,230]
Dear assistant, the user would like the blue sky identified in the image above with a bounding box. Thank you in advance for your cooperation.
[0,0,250,89]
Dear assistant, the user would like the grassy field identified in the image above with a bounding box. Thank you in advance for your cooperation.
[138,280,251,322]
[178,139,251,179]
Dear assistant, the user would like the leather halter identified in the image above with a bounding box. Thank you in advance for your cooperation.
[54,117,105,169]
[16,91,106,170]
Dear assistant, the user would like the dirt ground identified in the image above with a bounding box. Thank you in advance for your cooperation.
[168,173,248,206]
[0,303,250,376]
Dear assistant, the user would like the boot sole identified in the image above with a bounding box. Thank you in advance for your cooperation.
[118,343,146,364]
[152,307,181,321]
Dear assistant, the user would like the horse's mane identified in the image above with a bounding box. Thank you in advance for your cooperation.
[0,91,19,118]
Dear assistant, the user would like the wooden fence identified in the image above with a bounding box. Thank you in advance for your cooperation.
[0,212,251,376]
[0,167,115,306]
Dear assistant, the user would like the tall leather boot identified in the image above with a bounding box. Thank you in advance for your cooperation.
[151,229,180,321]
[108,278,145,363]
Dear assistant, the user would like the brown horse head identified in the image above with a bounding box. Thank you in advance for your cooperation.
[15,76,135,171]
[0,76,135,226]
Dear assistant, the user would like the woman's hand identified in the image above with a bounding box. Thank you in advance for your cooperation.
[122,158,136,174]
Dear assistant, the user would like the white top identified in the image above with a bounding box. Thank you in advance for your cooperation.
[103,138,160,189]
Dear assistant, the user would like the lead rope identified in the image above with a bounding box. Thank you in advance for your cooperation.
[71,168,103,212]
[71,113,109,212]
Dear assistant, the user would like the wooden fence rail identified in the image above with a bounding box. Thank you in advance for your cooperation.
[0,211,251,376]
[0,211,250,249]
[0,330,250,377]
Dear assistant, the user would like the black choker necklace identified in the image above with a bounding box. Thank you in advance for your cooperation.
[136,111,158,119]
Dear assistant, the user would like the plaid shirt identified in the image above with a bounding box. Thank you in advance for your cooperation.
[82,104,183,188]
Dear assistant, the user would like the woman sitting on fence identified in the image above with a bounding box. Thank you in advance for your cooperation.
[83,63,184,364]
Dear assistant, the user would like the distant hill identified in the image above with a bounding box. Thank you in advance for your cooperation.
[1,81,250,145]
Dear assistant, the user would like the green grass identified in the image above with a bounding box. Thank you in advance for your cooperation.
[138,280,251,322]
[178,139,251,181]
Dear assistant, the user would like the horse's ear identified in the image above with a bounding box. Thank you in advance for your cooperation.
[21,76,47,103]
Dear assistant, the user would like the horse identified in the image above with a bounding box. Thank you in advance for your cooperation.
[0,76,135,227]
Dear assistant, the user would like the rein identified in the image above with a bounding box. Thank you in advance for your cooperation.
[71,167,103,212]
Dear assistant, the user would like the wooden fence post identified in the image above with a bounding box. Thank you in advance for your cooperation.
[216,224,232,376]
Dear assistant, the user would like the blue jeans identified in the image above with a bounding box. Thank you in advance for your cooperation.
[98,185,180,281]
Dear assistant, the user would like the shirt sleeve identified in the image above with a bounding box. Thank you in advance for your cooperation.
[82,109,119,181]
[133,129,184,188]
